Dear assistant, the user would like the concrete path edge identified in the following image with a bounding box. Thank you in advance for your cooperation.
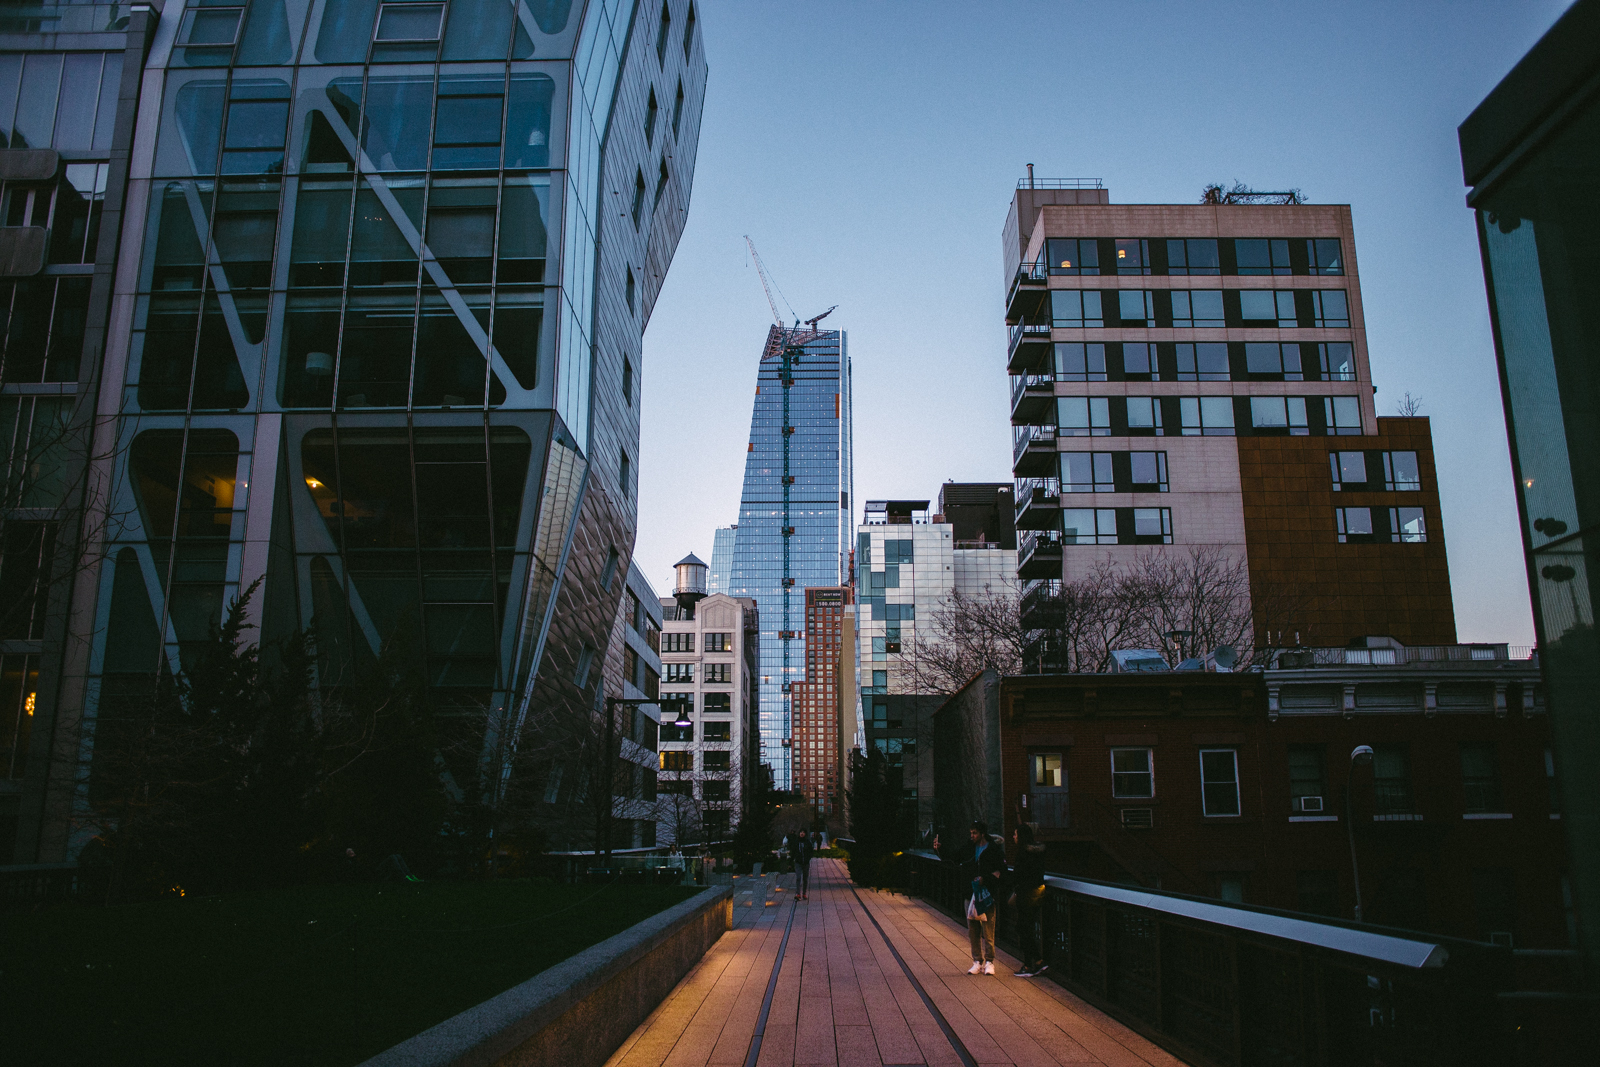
[360,884,735,1067]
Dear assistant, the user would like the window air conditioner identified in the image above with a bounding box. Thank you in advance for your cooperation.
[1120,807,1153,829]
[1299,796,1324,812]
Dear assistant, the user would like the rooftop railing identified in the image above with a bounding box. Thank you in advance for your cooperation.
[905,850,1513,1067]
[1017,178,1105,190]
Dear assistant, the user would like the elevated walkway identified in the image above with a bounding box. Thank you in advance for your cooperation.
[605,858,1185,1067]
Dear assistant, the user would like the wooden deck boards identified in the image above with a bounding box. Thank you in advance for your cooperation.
[603,859,1187,1067]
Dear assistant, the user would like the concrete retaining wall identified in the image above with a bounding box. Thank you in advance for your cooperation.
[361,884,734,1067]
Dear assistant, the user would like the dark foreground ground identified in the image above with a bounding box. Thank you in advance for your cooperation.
[1,878,700,1067]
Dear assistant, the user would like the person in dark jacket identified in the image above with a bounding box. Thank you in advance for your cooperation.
[789,828,813,900]
[961,821,1006,974]
[1009,823,1048,976]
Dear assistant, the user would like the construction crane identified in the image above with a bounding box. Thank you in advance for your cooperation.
[744,236,792,328]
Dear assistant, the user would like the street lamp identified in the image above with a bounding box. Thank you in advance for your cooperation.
[1165,629,1193,664]
[1345,744,1374,922]
[601,696,690,865]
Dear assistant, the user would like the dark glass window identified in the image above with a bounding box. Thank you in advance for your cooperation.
[1288,746,1327,812]
[1180,396,1234,436]
[1307,238,1344,275]
[672,81,684,138]
[1200,749,1241,816]
[1057,396,1110,437]
[654,158,669,209]
[656,2,671,63]
[1050,289,1102,327]
[1060,452,1113,493]
[1046,238,1099,275]
[631,168,645,228]
[1169,289,1224,327]
[1390,507,1427,543]
[1235,238,1291,275]
[1115,238,1150,274]
[1336,507,1376,543]
[1120,342,1156,381]
[645,87,658,145]
[221,81,290,174]
[1053,342,1105,381]
[1175,342,1229,381]
[1125,396,1163,435]
[1318,342,1355,380]
[433,78,504,170]
[1245,341,1302,380]
[1372,745,1414,815]
[1111,748,1154,797]
[1249,396,1309,435]
[1311,289,1350,327]
[1128,451,1167,491]
[1164,238,1219,275]
[1117,289,1154,326]
[1385,451,1421,490]
[1238,289,1297,327]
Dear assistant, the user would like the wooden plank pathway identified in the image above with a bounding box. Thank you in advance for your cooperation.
[604,859,1188,1067]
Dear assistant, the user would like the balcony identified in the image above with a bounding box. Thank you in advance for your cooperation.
[1010,372,1057,426]
[1004,260,1048,324]
[1011,423,1058,477]
[1018,529,1063,580]
[1020,579,1064,629]
[1006,322,1052,373]
[1014,478,1062,530]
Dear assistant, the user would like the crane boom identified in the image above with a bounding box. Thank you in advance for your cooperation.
[744,236,786,328]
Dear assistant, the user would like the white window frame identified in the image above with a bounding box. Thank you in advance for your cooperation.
[1199,748,1242,817]
[1110,747,1154,799]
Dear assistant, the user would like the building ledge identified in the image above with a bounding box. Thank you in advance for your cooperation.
[1463,813,1513,820]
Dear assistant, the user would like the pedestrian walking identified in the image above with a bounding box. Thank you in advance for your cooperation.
[1009,823,1048,977]
[789,828,813,899]
[962,821,1006,974]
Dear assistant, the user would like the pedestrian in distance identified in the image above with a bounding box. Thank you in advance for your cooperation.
[962,821,1006,974]
[1009,823,1048,977]
[790,827,813,900]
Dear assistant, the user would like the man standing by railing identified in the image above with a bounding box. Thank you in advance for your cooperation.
[946,821,1006,975]
[1010,823,1048,977]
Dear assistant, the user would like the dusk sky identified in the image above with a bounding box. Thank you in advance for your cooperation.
[634,0,1572,646]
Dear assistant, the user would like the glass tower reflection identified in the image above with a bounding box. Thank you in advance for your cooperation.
[730,326,853,790]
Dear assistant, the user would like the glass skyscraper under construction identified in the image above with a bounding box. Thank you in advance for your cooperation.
[730,325,852,790]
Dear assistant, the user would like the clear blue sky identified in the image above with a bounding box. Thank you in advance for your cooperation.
[635,0,1571,646]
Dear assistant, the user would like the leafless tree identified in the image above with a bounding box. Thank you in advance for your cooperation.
[1395,392,1425,417]
[901,586,1029,695]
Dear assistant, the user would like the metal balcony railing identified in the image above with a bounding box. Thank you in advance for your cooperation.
[1008,321,1052,354]
[1010,371,1056,408]
[1011,423,1056,462]
[905,850,1514,1067]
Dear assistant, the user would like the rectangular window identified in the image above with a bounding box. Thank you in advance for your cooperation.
[1165,238,1219,275]
[1061,452,1114,493]
[656,1,671,62]
[573,644,595,688]
[1175,342,1230,381]
[654,158,669,209]
[662,632,694,652]
[1050,289,1103,327]
[1061,509,1116,545]
[1111,748,1154,798]
[1117,289,1155,326]
[663,691,694,714]
[704,663,731,683]
[1120,342,1157,380]
[672,81,684,137]
[702,780,731,802]
[704,751,731,771]
[704,632,731,652]
[1200,749,1241,815]
[1115,238,1151,274]
[659,722,692,742]
[1033,752,1064,788]
[1384,451,1421,490]
[1325,395,1363,435]
[1311,290,1349,327]
[645,88,658,145]
[1046,237,1099,275]
[660,750,693,772]
[1461,744,1501,813]
[664,663,694,683]
[1245,342,1303,380]
[1132,508,1171,543]
[1169,289,1225,327]
[1330,450,1369,490]
[703,721,732,742]
[1373,745,1414,815]
[623,354,633,402]
[619,448,631,495]
[1057,396,1110,436]
[1125,396,1164,435]
[699,692,727,712]
[684,4,696,59]
[1181,396,1235,436]
[1390,507,1427,543]
[1288,745,1327,812]
[1249,396,1309,435]
[1054,342,1106,381]
[1335,507,1376,543]
[1318,342,1355,381]
[1238,289,1298,326]
[1307,238,1344,275]
[1235,238,1291,275]
[1128,451,1168,491]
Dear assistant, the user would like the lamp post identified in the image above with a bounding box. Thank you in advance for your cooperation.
[1345,744,1374,921]
[602,696,691,866]
[1164,628,1193,664]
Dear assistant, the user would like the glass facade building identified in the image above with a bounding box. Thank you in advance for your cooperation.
[3,0,706,861]
[1460,0,1600,989]
[730,325,852,790]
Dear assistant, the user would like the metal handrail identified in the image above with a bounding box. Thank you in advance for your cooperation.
[1011,424,1055,460]
[1016,178,1105,190]
[1271,644,1534,668]
[1010,372,1055,406]
[1019,530,1064,557]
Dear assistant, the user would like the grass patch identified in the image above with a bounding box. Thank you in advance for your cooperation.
[1,878,701,1067]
